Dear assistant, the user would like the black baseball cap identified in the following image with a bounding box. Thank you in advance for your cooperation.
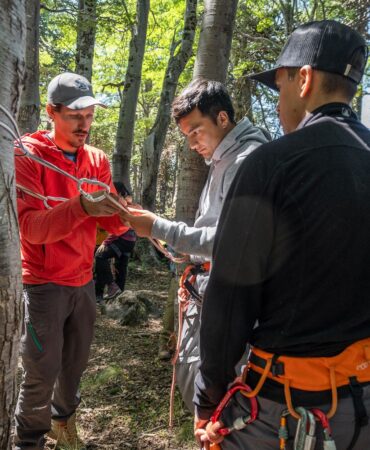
[249,20,368,91]
[47,72,106,109]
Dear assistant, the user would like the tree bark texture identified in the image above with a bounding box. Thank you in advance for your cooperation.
[175,0,238,224]
[193,0,238,82]
[141,0,197,211]
[0,1,26,447]
[112,0,150,189]
[18,0,40,134]
[75,0,97,81]
[233,76,253,123]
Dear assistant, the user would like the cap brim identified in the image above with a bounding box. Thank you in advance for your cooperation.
[62,96,107,109]
[248,68,279,91]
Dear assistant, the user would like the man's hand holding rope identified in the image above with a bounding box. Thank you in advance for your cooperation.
[80,191,128,217]
[194,417,225,449]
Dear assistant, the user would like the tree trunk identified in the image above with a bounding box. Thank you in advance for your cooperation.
[112,0,150,189]
[141,0,197,211]
[193,0,238,81]
[75,0,97,81]
[17,0,40,134]
[233,75,253,123]
[175,0,238,224]
[0,1,26,447]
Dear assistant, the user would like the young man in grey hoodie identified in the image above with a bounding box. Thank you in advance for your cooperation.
[122,78,270,411]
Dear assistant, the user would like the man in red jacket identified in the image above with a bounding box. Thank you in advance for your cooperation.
[14,73,129,450]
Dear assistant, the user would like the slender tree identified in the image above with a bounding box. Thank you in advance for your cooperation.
[18,0,41,134]
[176,0,239,223]
[75,0,97,81]
[141,0,197,211]
[112,0,150,188]
[0,1,26,448]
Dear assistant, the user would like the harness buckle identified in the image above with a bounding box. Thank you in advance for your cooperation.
[271,355,285,377]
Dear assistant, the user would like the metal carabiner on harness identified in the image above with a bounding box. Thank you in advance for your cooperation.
[311,408,337,450]
[210,381,258,437]
[294,407,316,450]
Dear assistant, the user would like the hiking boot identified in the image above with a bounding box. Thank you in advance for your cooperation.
[48,413,85,449]
[104,281,122,300]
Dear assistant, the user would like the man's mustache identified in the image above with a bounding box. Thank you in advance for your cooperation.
[73,130,89,135]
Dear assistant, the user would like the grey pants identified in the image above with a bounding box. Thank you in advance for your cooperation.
[14,281,96,450]
[219,386,370,449]
[175,272,210,412]
[175,300,248,414]
[176,360,200,413]
[175,298,202,413]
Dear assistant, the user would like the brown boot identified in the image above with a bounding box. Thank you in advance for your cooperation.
[48,413,85,449]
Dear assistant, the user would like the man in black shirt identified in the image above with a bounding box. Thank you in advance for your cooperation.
[194,20,370,449]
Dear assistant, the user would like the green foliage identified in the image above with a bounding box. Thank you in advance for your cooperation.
[40,0,194,158]
[230,0,370,137]
[39,0,369,206]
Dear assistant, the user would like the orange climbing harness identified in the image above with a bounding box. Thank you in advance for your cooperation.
[200,339,370,448]
[242,337,370,419]
[169,262,211,427]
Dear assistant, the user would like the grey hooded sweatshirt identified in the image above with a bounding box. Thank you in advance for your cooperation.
[152,117,270,269]
[152,117,269,365]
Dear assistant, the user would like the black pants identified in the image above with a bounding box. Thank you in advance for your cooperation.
[94,238,135,295]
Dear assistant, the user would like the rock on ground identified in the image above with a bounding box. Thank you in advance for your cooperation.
[101,290,161,326]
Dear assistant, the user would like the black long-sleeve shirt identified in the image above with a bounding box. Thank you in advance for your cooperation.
[194,103,370,419]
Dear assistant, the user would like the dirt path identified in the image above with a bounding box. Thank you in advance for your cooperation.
[75,263,197,450]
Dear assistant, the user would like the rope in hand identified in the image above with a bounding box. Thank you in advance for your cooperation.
[0,104,186,264]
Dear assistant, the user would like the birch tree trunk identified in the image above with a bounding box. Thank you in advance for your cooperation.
[0,1,26,447]
[112,0,150,188]
[75,0,97,81]
[141,0,197,211]
[175,0,238,223]
[17,0,40,134]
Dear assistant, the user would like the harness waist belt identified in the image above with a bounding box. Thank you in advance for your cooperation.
[249,338,370,391]
[242,338,370,419]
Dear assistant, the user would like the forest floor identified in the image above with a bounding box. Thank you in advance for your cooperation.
[42,261,197,450]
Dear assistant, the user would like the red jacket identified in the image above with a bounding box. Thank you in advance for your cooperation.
[15,131,129,286]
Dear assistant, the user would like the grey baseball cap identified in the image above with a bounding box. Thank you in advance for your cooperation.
[47,72,106,109]
[249,20,368,91]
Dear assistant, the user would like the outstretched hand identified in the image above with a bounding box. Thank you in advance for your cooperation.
[119,207,158,237]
